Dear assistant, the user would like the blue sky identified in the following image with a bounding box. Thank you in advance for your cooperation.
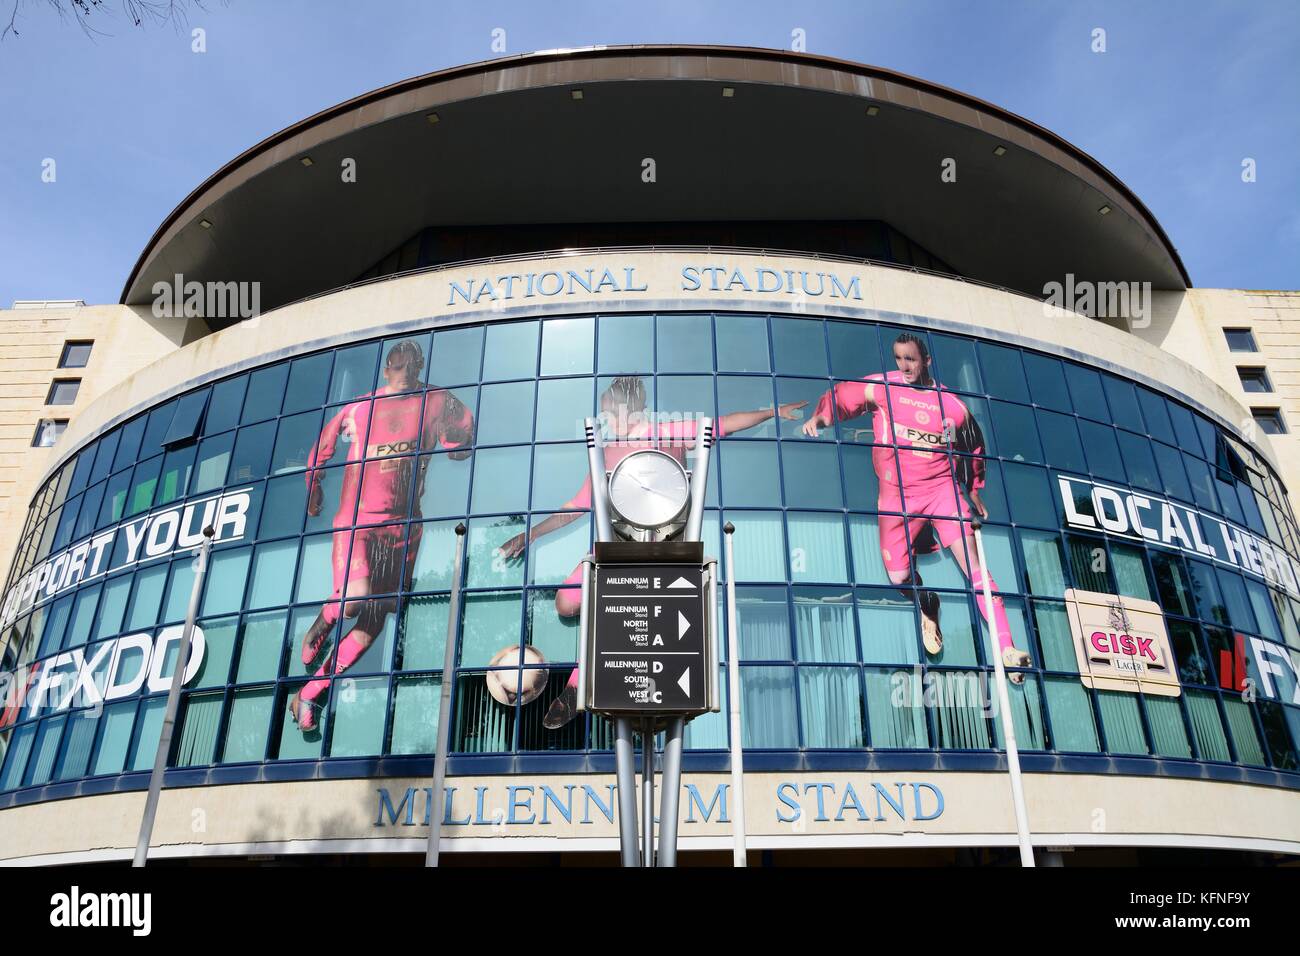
[0,0,1295,305]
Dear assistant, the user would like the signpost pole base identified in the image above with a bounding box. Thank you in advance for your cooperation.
[614,717,640,867]
[657,717,685,867]
[641,720,655,867]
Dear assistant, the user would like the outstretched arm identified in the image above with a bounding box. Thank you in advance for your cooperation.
[802,380,875,437]
[718,401,807,435]
[498,476,590,560]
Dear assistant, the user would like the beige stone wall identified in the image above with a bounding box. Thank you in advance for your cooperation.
[1133,289,1300,513]
[0,305,207,590]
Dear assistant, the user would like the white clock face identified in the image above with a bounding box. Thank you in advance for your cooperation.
[609,451,690,530]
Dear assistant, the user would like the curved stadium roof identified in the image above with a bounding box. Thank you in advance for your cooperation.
[121,44,1190,324]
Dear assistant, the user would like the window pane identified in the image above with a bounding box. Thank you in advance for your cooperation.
[460,591,522,667]
[430,326,483,386]
[222,687,274,763]
[828,322,880,380]
[175,692,223,766]
[1019,531,1065,595]
[990,401,1041,463]
[241,364,288,425]
[534,315,595,377]
[477,381,534,445]
[470,446,531,513]
[721,442,781,506]
[270,410,322,476]
[91,701,137,775]
[1097,691,1148,754]
[483,321,539,381]
[1077,420,1125,482]
[1146,696,1192,758]
[1036,410,1086,473]
[717,314,772,372]
[977,343,1029,403]
[856,589,918,663]
[204,376,248,436]
[1186,691,1231,760]
[1222,697,1265,764]
[327,676,388,757]
[740,666,797,748]
[771,317,829,376]
[113,417,146,473]
[800,668,864,747]
[1022,353,1071,412]
[656,314,712,372]
[1101,376,1143,432]
[782,444,841,508]
[390,676,440,754]
[865,668,928,747]
[734,587,790,660]
[597,314,653,374]
[282,352,333,414]
[725,511,786,582]
[192,432,234,493]
[1136,389,1176,443]
[788,513,847,583]
[1044,678,1100,751]
[534,378,591,441]
[930,334,980,393]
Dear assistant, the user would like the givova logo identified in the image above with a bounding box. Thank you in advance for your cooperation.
[50,886,151,936]
[0,625,206,725]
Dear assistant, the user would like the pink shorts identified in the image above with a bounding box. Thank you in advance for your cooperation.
[878,479,970,574]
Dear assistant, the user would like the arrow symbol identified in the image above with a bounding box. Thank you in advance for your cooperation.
[668,576,696,589]
[678,669,690,695]
[678,611,690,639]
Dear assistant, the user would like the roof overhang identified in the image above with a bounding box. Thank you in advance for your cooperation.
[121,44,1189,318]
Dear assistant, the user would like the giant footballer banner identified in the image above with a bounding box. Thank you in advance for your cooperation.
[2,326,1299,751]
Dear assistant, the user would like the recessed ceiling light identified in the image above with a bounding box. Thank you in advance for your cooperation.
[722,86,735,98]
[866,105,879,116]
[426,111,440,124]
[993,145,1007,156]
[1098,204,1112,215]
[198,218,212,229]
[299,156,314,167]
[571,89,584,100]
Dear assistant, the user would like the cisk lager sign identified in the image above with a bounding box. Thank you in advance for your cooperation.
[0,624,207,727]
[1064,589,1180,696]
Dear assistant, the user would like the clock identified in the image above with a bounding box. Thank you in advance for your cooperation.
[608,450,691,532]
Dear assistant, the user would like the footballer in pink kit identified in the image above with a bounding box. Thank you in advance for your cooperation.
[498,376,807,729]
[803,332,1031,680]
[288,340,474,731]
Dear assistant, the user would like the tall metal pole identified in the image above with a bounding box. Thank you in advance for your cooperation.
[133,525,214,867]
[640,719,655,866]
[426,522,467,867]
[656,716,684,866]
[969,520,1035,868]
[614,718,640,866]
[722,523,747,867]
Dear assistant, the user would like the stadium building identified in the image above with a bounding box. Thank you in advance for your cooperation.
[1,45,1297,866]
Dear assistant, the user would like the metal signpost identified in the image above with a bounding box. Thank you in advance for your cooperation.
[575,416,721,866]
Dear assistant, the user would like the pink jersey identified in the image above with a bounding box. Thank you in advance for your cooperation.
[307,387,474,520]
[565,418,725,510]
[814,371,984,495]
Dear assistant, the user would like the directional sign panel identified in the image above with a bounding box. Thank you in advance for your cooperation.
[590,565,708,714]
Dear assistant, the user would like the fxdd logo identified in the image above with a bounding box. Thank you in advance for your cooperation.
[50,886,151,936]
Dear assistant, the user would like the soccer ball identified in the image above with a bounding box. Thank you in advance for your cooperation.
[485,645,549,706]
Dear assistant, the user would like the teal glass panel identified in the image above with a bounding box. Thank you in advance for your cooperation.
[466,516,527,589]
[528,589,578,664]
[1022,353,1072,413]
[932,592,978,667]
[769,314,821,374]
[528,513,589,587]
[734,587,791,660]
[129,697,167,771]
[1222,697,1265,764]
[856,589,918,664]
[275,687,323,761]
[716,314,772,373]
[417,450,472,518]
[990,401,1042,463]
[328,676,388,757]
[1,725,35,790]
[157,446,195,505]
[390,676,440,754]
[787,513,847,584]
[90,701,136,775]
[482,321,539,381]
[1044,678,1100,751]
[864,668,928,748]
[192,432,234,494]
[992,675,1046,750]
[293,534,335,604]
[460,591,522,667]
[126,564,168,630]
[240,365,288,425]
[847,514,891,585]
[1185,691,1231,761]
[1111,544,1153,601]
[977,343,1029,403]
[270,410,323,476]
[470,446,531,513]
[397,595,448,671]
[247,539,298,609]
[175,692,223,766]
[1019,531,1065,596]
[531,443,587,511]
[535,377,592,441]
[720,441,780,505]
[799,667,863,747]
[429,326,483,387]
[540,317,594,376]
[64,585,101,649]
[717,377,776,439]
[598,314,653,374]
[1032,600,1075,672]
[782,444,841,507]
[409,519,462,592]
[1145,696,1192,758]
[228,420,276,484]
[828,321,880,380]
[236,611,286,683]
[1097,691,1148,754]
[724,511,785,582]
[96,574,135,639]
[283,352,333,414]
[221,687,274,763]
[792,588,856,662]
[55,711,98,780]
[931,334,980,393]
[656,314,713,372]
[740,666,797,748]
[193,616,236,688]
[24,717,66,786]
